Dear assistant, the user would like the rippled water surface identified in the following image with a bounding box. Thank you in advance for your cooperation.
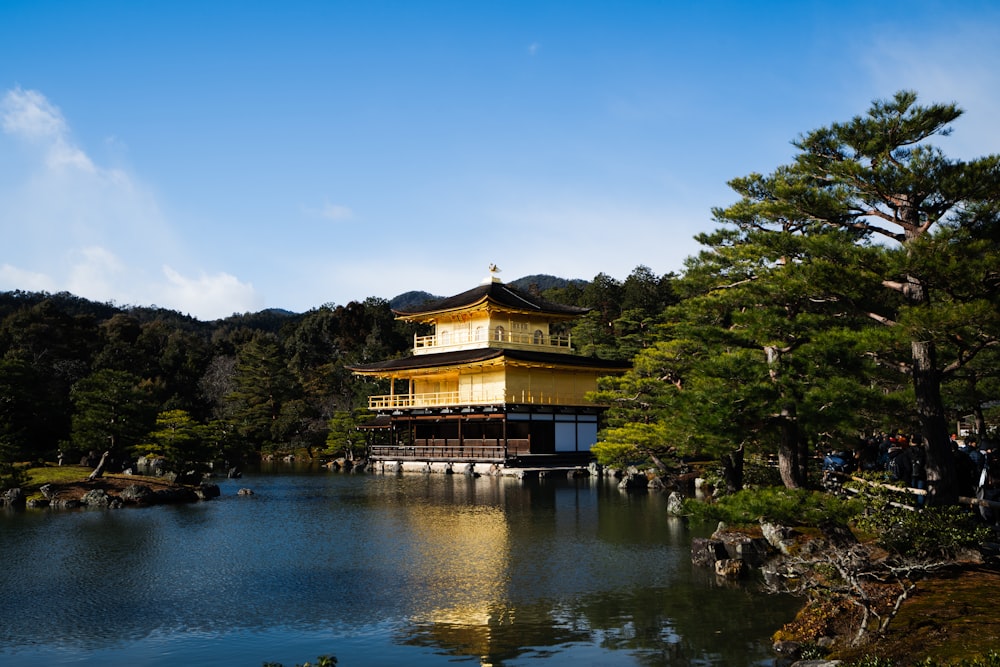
[0,468,798,666]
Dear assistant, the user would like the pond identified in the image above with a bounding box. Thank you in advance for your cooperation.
[0,467,799,666]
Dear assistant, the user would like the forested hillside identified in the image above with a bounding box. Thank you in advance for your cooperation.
[0,291,411,471]
[0,266,673,481]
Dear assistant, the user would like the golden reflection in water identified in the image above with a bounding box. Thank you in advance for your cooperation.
[403,485,513,665]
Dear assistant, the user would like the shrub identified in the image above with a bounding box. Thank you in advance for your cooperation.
[846,651,1000,667]
[683,486,863,526]
[591,441,641,469]
[0,460,28,492]
[263,656,337,667]
[742,457,784,488]
[853,505,993,559]
[846,657,897,667]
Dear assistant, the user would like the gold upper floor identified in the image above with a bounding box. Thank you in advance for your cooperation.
[412,325,573,355]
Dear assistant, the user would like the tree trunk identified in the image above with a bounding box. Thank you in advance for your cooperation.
[778,404,806,489]
[645,450,671,475]
[967,373,987,437]
[797,437,810,487]
[911,339,956,504]
[900,270,956,504]
[721,445,744,494]
[88,450,110,481]
[973,405,987,438]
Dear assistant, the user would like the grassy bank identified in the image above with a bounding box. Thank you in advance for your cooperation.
[16,464,189,504]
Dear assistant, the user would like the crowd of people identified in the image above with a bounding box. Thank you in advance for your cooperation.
[823,431,998,502]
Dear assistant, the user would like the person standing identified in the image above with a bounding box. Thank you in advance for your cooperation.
[909,434,928,508]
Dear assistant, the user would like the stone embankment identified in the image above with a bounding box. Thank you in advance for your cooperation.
[1,479,223,510]
[691,520,845,666]
[676,490,843,667]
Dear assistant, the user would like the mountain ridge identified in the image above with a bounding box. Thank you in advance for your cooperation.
[0,274,587,323]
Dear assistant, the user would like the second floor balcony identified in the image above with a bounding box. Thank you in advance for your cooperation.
[413,328,573,355]
[367,388,594,410]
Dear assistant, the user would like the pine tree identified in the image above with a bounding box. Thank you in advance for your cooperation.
[139,409,218,478]
[224,332,300,452]
[715,91,1000,502]
[70,369,156,459]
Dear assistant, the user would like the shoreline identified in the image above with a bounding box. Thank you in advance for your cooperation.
[3,468,221,510]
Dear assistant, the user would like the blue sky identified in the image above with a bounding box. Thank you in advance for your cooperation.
[2,1,999,320]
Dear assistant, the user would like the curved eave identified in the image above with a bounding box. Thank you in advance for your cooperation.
[395,303,585,324]
[393,294,492,322]
[348,348,631,377]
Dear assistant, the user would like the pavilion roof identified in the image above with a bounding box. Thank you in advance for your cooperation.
[348,347,630,374]
[393,281,589,320]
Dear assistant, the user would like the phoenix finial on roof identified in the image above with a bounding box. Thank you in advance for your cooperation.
[482,263,503,284]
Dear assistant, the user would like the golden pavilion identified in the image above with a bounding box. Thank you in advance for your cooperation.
[349,267,630,474]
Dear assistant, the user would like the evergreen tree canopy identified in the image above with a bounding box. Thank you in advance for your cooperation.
[595,92,1000,498]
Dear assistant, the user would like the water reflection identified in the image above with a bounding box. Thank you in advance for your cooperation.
[367,475,792,666]
[0,470,796,667]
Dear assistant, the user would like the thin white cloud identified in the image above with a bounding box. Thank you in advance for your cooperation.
[319,203,353,221]
[313,191,696,307]
[1,87,66,139]
[1,86,97,172]
[527,42,541,56]
[158,267,262,319]
[0,86,264,320]
[0,264,57,293]
[302,201,354,221]
[66,246,126,300]
[861,19,1000,157]
[47,140,97,172]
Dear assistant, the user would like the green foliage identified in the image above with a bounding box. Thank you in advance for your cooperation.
[846,657,900,667]
[742,457,785,488]
[201,419,253,465]
[692,90,1000,496]
[682,486,863,527]
[138,409,219,474]
[324,409,369,457]
[70,369,157,454]
[558,266,676,360]
[225,333,301,450]
[0,358,49,461]
[699,456,783,492]
[590,440,641,469]
[590,92,999,498]
[0,289,420,464]
[854,504,992,559]
[847,651,1000,667]
[0,460,28,491]
[798,643,831,660]
[0,296,99,458]
[935,652,1000,667]
[263,655,337,667]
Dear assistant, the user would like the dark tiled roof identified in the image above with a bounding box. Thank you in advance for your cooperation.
[348,348,506,372]
[393,281,589,318]
[358,414,393,429]
[504,349,631,371]
[348,348,630,373]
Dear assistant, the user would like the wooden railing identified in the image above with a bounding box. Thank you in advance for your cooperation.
[367,390,592,410]
[413,330,572,351]
[368,439,531,461]
[369,391,467,409]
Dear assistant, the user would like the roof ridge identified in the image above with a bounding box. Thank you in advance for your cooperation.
[394,280,588,317]
[497,284,543,310]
